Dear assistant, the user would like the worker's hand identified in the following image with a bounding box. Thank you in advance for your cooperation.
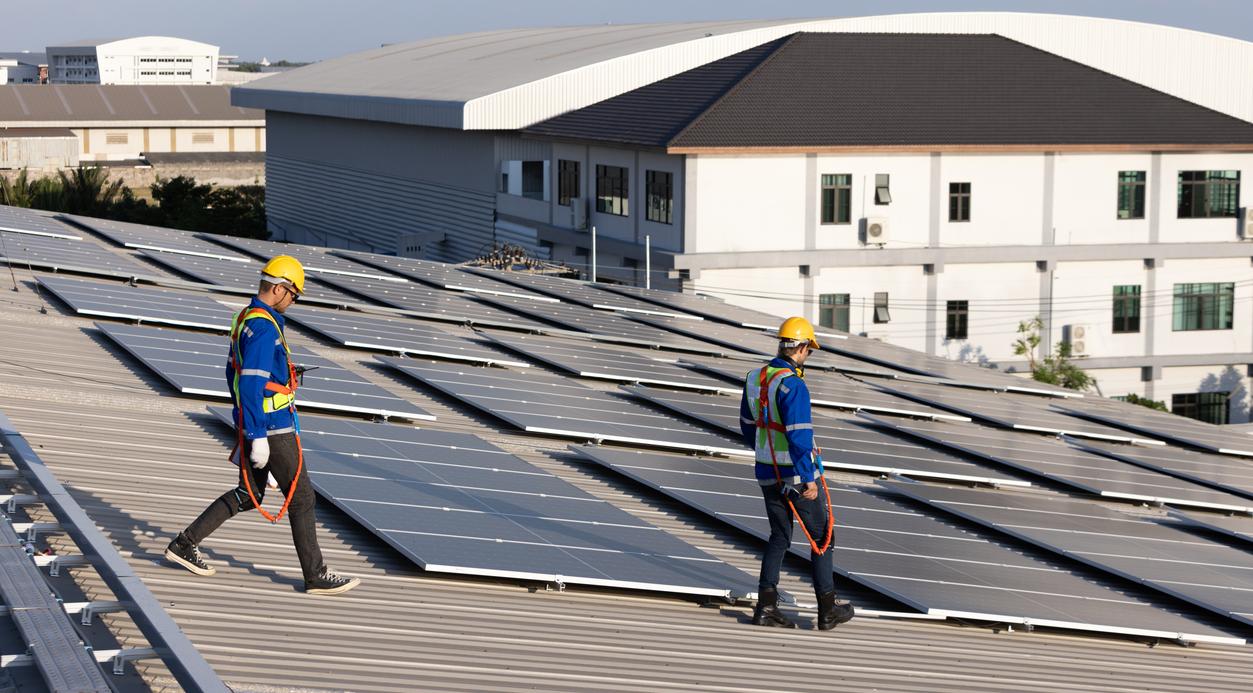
[801,481,818,501]
[249,437,270,470]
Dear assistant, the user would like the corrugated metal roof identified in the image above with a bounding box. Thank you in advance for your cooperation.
[0,85,263,127]
[2,238,1253,690]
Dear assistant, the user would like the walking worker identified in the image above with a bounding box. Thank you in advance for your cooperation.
[165,255,360,595]
[740,317,853,629]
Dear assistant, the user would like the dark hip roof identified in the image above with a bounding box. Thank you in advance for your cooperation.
[526,33,1253,150]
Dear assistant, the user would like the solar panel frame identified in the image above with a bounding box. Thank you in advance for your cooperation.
[596,282,793,328]
[205,407,760,598]
[332,250,561,302]
[463,267,703,320]
[60,214,253,262]
[1068,438,1253,500]
[623,385,1027,486]
[884,481,1253,631]
[285,307,531,368]
[199,235,408,281]
[310,273,550,332]
[1054,402,1253,458]
[97,322,435,420]
[864,415,1253,513]
[138,251,361,308]
[0,206,81,239]
[0,231,157,280]
[38,275,235,331]
[572,446,1243,645]
[1167,509,1253,546]
[380,357,748,456]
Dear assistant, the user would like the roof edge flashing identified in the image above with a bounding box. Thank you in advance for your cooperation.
[231,87,467,129]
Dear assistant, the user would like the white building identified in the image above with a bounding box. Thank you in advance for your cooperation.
[0,52,42,84]
[234,13,1253,423]
[46,37,218,85]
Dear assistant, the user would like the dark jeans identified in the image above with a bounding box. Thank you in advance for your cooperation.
[758,482,835,597]
[183,433,324,582]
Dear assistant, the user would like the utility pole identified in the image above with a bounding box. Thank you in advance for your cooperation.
[644,235,651,289]
[590,225,597,282]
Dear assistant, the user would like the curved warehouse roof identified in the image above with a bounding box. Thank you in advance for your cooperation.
[233,13,1253,130]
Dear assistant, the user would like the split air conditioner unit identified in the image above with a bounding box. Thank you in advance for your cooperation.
[1066,323,1091,357]
[1240,207,1253,239]
[863,217,890,245]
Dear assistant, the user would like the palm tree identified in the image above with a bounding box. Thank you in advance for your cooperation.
[0,169,35,207]
[57,166,124,215]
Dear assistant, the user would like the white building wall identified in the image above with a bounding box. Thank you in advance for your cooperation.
[48,37,218,85]
[0,62,40,84]
[1050,259,1148,360]
[935,262,1041,363]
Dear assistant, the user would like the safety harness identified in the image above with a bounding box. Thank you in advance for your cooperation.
[753,366,834,556]
[228,306,303,524]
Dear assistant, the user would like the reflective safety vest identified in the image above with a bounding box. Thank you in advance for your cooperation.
[229,307,298,415]
[745,365,799,467]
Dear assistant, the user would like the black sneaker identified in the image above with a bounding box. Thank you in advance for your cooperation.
[305,568,360,595]
[164,536,215,577]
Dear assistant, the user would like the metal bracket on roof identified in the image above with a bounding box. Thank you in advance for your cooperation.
[36,553,88,577]
[63,600,126,626]
[101,647,160,676]
[12,521,60,542]
[551,575,566,593]
[1,493,38,512]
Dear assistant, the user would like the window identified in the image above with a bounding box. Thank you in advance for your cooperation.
[596,164,628,216]
[1178,171,1240,218]
[819,293,850,332]
[945,300,969,340]
[873,292,890,324]
[557,160,580,206]
[821,174,852,224]
[498,160,550,200]
[1117,171,1146,219]
[1172,392,1229,425]
[949,182,971,222]
[645,170,673,224]
[1112,285,1141,334]
[874,174,891,205]
[105,133,128,145]
[1173,282,1234,331]
[191,132,214,144]
[520,161,545,200]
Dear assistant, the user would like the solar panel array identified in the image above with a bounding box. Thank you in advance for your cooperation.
[598,282,793,329]
[0,205,81,239]
[573,447,1243,645]
[139,251,360,307]
[1168,510,1253,546]
[1055,400,1253,457]
[866,415,1253,512]
[623,386,1024,485]
[334,250,559,301]
[1070,439,1253,500]
[0,230,155,280]
[380,357,746,456]
[886,482,1253,629]
[286,307,530,368]
[61,214,253,262]
[98,322,434,420]
[310,273,546,331]
[201,235,404,281]
[464,267,700,319]
[207,407,760,598]
[39,275,234,330]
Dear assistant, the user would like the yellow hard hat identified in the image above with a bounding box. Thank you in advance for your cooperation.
[777,316,820,349]
[260,255,305,295]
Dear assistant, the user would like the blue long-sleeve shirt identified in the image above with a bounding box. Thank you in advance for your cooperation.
[740,357,823,485]
[226,298,296,440]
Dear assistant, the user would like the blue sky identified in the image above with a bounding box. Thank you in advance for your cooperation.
[2,0,1249,61]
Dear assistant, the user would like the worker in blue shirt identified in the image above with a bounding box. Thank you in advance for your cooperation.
[741,317,854,629]
[165,256,360,595]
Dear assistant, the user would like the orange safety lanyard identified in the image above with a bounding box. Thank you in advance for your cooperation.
[228,306,304,524]
[756,367,834,556]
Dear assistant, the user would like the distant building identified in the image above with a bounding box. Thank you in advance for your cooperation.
[0,85,263,165]
[46,37,218,85]
[0,52,43,84]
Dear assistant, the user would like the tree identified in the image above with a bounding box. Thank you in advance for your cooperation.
[57,166,125,216]
[0,169,35,207]
[1122,393,1168,411]
[1012,316,1093,392]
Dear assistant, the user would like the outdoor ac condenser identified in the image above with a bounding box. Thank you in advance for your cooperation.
[864,217,890,245]
[1067,323,1091,357]
[1240,207,1253,239]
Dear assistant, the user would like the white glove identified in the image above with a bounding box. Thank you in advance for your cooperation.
[249,437,270,469]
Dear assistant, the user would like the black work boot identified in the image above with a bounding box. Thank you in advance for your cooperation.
[751,587,798,628]
[164,534,215,577]
[305,567,361,595]
[817,590,855,630]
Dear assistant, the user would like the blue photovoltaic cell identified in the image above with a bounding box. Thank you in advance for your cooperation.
[1055,399,1253,458]
[39,275,234,330]
[333,250,559,302]
[61,214,252,261]
[97,321,434,420]
[573,446,1243,644]
[1070,438,1253,500]
[0,205,81,239]
[463,267,700,319]
[0,231,155,280]
[205,406,760,598]
[310,273,547,331]
[139,251,359,307]
[201,235,404,281]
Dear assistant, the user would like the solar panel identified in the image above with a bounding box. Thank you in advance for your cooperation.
[379,357,746,455]
[875,379,1161,444]
[597,283,794,329]
[677,358,965,421]
[310,273,548,332]
[572,447,1242,644]
[463,268,701,319]
[624,386,1025,485]
[285,307,530,368]
[333,250,560,302]
[1055,401,1253,458]
[1168,509,1253,546]
[627,315,865,367]
[885,481,1253,631]
[482,332,735,392]
[60,214,252,262]
[473,293,729,355]
[138,251,360,307]
[97,322,434,420]
[205,407,760,598]
[1068,438,1253,499]
[201,235,406,281]
[0,231,155,280]
[865,415,1253,512]
[0,205,81,239]
[38,275,234,330]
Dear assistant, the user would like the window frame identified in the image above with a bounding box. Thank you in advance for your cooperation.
[645,169,674,225]
[948,182,971,222]
[818,293,850,332]
[1117,170,1146,220]
[557,159,580,207]
[874,173,892,205]
[945,300,969,340]
[821,174,852,225]
[1112,285,1142,334]
[1178,170,1241,219]
[873,292,890,324]
[1172,391,1230,425]
[1172,282,1235,331]
[595,164,629,217]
